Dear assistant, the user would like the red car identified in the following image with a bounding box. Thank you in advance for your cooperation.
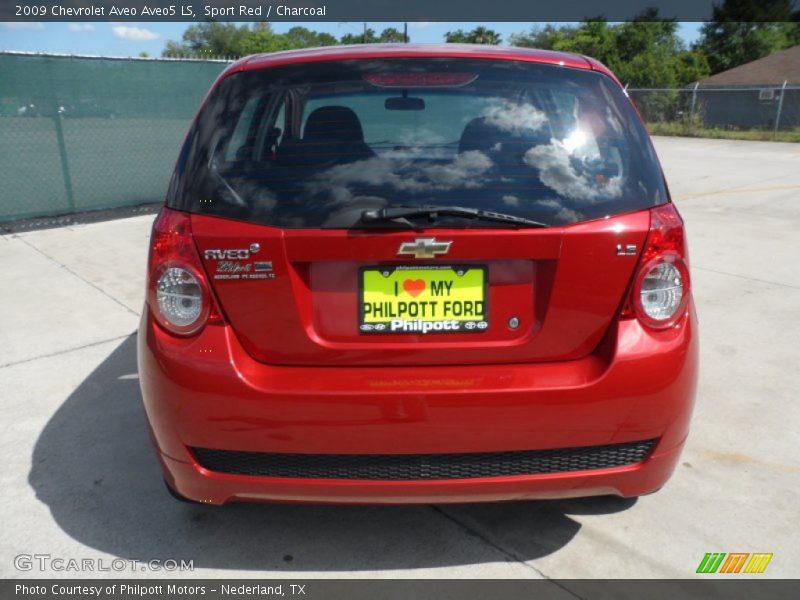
[138,44,698,505]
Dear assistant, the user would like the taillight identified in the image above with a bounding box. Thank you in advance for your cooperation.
[146,208,221,336]
[155,267,206,330]
[624,203,690,330]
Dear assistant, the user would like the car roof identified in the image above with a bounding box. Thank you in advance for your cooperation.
[221,44,618,83]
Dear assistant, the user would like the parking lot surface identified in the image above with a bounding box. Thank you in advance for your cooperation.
[1,137,798,579]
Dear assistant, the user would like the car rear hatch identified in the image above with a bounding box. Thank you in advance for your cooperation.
[191,211,649,366]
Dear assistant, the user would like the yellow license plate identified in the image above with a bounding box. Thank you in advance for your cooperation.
[359,265,488,334]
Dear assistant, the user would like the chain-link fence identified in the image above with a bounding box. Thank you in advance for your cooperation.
[0,52,231,221]
[627,84,800,139]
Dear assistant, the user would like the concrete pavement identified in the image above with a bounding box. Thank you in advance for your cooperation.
[1,137,798,580]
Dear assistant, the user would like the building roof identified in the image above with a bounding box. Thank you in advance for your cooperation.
[698,45,800,87]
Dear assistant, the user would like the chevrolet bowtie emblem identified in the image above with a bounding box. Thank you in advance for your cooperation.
[397,238,452,259]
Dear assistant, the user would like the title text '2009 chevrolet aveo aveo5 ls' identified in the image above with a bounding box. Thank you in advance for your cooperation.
[138,44,698,505]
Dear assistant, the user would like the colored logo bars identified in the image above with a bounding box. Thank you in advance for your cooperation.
[696,552,773,574]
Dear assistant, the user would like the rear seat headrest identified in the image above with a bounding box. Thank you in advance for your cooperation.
[304,106,365,143]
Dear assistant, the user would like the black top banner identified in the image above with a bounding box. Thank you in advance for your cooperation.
[4,0,799,23]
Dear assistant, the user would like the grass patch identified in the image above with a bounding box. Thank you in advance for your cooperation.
[648,122,800,143]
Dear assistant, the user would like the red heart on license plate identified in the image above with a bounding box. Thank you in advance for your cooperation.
[403,279,426,297]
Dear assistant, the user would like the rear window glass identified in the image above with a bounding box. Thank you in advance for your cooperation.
[169,58,667,228]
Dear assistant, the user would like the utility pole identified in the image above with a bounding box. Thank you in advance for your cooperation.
[688,81,700,134]
[404,22,408,43]
[773,80,788,140]
[363,22,367,44]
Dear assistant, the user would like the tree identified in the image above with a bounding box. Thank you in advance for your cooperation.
[674,51,711,86]
[613,12,682,88]
[165,23,342,58]
[284,26,338,48]
[561,20,619,67]
[378,27,406,43]
[695,0,800,73]
[509,11,710,88]
[510,20,620,71]
[340,27,379,44]
[162,23,412,57]
[339,27,406,44]
[509,24,577,50]
[165,23,250,57]
[238,24,293,56]
[445,27,502,45]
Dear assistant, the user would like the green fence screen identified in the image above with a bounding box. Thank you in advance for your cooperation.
[0,53,230,221]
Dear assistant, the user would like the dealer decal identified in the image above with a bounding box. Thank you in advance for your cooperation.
[359,265,488,334]
[203,243,276,280]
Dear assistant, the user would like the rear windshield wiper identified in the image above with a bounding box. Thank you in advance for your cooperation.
[361,205,549,228]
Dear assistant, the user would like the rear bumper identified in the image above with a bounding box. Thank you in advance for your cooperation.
[138,304,698,505]
[157,442,684,505]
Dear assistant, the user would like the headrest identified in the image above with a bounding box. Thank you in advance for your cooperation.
[303,106,365,143]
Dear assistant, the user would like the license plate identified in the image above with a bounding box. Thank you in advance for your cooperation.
[359,265,488,334]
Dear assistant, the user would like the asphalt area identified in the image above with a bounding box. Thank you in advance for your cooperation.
[1,137,798,579]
